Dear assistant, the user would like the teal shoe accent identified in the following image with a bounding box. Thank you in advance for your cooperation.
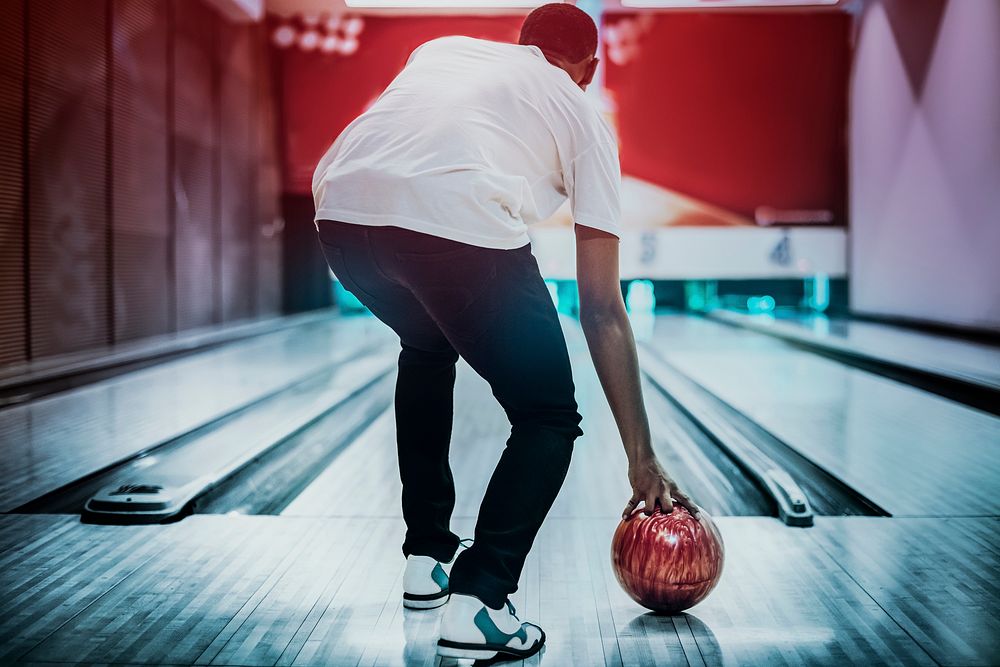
[431,562,449,590]
[473,608,528,645]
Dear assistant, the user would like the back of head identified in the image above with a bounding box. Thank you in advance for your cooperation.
[518,3,598,64]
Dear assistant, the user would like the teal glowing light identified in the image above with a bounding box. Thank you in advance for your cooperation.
[626,280,655,313]
[546,280,579,316]
[684,280,718,312]
[747,295,776,314]
[558,281,580,316]
[806,273,830,312]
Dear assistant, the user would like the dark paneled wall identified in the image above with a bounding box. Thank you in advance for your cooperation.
[0,1,25,365]
[0,0,283,366]
[27,0,110,359]
[112,0,170,342]
[173,0,218,331]
[219,18,257,323]
[254,32,283,317]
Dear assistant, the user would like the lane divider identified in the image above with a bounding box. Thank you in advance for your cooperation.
[11,336,392,515]
[81,353,397,524]
[707,310,1000,418]
[639,347,815,527]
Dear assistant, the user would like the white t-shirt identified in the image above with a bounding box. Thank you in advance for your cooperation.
[312,36,621,249]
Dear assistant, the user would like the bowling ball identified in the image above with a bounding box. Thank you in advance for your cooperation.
[611,504,724,614]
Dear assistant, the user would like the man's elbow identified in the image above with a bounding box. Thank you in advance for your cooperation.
[579,299,626,331]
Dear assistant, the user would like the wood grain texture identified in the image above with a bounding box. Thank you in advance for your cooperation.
[810,517,1000,666]
[1,316,996,665]
[648,315,1000,517]
[0,516,167,663]
[710,311,1000,391]
[0,318,388,513]
[282,321,769,524]
[2,514,995,665]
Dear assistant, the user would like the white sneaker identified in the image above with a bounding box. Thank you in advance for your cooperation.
[437,593,545,661]
[402,539,472,610]
[402,555,451,609]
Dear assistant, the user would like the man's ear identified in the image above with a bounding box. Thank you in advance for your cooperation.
[580,57,599,87]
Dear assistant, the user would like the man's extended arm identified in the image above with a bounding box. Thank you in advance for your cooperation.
[574,224,698,519]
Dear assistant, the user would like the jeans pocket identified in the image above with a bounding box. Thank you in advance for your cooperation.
[393,243,484,264]
[319,243,378,303]
[394,246,500,345]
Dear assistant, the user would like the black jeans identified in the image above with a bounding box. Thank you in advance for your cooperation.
[316,220,583,608]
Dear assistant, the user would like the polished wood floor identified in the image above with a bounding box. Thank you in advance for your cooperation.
[1,513,996,666]
[645,316,1000,517]
[0,318,389,513]
[1,314,997,665]
[709,310,1000,391]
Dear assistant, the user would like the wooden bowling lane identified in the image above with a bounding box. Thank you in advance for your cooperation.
[2,512,996,665]
[283,317,770,521]
[810,517,1000,666]
[4,313,996,665]
[709,310,1000,393]
[0,316,392,514]
[560,321,774,518]
[281,361,511,520]
[645,315,1000,518]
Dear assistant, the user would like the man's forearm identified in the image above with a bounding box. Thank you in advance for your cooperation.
[579,303,654,464]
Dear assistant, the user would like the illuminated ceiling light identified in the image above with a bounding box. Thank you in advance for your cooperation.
[346,0,538,7]
[301,12,321,26]
[321,35,342,53]
[299,29,320,51]
[272,24,296,47]
[339,37,360,55]
[343,16,365,36]
[325,15,342,31]
[620,0,837,7]
[603,16,649,65]
[607,46,626,65]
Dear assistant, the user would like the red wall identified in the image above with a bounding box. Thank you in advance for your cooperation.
[280,11,850,224]
[280,15,524,193]
[604,11,850,221]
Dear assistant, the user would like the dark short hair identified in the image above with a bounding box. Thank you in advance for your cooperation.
[518,3,598,64]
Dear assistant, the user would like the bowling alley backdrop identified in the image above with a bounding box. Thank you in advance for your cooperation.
[0,0,997,368]
[275,6,851,301]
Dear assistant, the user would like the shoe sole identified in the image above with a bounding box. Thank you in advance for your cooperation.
[436,644,498,660]
[403,590,449,610]
[436,632,545,661]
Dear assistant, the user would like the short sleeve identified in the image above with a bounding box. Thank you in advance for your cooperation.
[566,133,622,238]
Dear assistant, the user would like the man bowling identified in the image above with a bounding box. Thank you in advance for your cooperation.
[312,4,697,661]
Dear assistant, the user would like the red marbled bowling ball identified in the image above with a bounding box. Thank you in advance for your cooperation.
[611,504,725,613]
